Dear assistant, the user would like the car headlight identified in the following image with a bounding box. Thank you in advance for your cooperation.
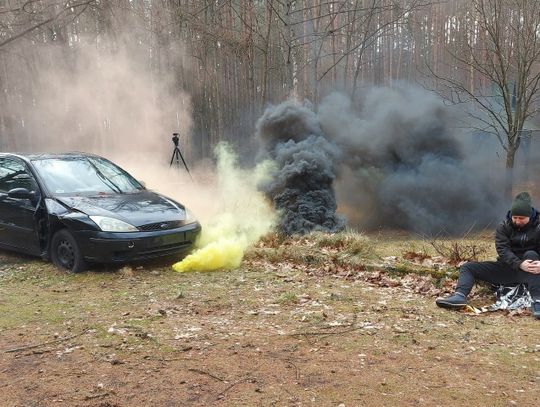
[185,208,198,224]
[89,216,138,232]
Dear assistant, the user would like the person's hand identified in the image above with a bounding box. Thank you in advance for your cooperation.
[520,260,540,274]
[527,260,540,274]
[520,260,534,272]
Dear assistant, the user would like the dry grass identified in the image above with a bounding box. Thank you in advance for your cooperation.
[429,239,490,266]
[1,232,538,407]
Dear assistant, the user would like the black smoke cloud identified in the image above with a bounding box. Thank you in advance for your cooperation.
[256,101,346,235]
[257,86,505,235]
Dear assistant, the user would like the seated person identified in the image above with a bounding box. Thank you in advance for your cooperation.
[436,192,540,319]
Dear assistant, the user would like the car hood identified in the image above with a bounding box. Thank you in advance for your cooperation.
[55,190,186,226]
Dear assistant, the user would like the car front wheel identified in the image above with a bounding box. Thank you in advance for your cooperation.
[51,229,87,273]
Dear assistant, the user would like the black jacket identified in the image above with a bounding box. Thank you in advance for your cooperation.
[495,209,540,270]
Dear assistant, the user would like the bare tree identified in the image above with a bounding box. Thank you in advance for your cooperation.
[0,0,98,49]
[2,0,458,161]
[429,0,540,179]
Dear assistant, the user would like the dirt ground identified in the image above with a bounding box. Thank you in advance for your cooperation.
[1,234,539,407]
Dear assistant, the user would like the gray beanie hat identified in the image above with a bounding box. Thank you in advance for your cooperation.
[511,192,532,216]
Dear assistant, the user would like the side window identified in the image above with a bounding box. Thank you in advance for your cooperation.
[0,158,39,193]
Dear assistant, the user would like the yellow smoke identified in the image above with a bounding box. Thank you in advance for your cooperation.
[172,143,276,272]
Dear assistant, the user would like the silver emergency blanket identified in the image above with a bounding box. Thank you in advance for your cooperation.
[486,284,532,311]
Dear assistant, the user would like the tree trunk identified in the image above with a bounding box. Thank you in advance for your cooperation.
[504,144,518,199]
[506,144,517,169]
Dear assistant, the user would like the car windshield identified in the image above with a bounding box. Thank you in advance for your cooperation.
[31,156,143,195]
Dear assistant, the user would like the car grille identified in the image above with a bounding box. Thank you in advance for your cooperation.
[138,220,184,231]
[111,242,193,261]
[139,242,192,256]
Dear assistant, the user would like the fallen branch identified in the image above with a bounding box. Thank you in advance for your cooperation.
[188,368,225,382]
[142,355,191,362]
[4,328,90,353]
[215,376,250,400]
[264,352,302,381]
[31,348,55,355]
[366,263,459,279]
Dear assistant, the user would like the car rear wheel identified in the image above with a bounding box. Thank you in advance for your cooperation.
[51,230,87,273]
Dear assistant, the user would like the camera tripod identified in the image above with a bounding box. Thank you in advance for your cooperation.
[169,133,193,180]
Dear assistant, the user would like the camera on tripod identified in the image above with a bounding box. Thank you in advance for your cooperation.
[172,133,180,147]
[169,132,192,180]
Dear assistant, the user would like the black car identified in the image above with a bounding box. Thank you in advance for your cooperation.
[0,152,201,272]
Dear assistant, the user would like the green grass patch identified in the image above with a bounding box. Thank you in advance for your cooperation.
[277,291,299,305]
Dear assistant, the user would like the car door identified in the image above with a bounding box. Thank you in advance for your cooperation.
[0,157,42,255]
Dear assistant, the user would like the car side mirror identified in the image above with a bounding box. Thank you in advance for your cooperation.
[8,187,37,201]
[138,180,146,188]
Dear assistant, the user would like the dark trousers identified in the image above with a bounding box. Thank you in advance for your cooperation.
[456,251,540,301]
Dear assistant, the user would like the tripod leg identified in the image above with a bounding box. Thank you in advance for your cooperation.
[176,147,193,181]
[178,150,190,173]
[169,146,194,181]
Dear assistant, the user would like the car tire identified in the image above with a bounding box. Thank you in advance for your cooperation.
[51,229,87,273]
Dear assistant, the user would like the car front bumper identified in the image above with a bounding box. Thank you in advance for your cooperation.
[74,222,201,263]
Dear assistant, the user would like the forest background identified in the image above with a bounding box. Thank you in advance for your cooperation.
[2,6,540,403]
[3,0,540,175]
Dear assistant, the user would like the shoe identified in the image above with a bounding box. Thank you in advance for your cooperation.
[532,301,540,320]
[436,292,468,309]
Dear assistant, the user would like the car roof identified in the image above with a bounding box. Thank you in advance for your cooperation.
[0,152,100,162]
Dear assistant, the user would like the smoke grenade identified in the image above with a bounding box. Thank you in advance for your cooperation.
[172,144,276,272]
[256,101,345,235]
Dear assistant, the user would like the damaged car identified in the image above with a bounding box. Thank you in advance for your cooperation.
[0,152,201,272]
